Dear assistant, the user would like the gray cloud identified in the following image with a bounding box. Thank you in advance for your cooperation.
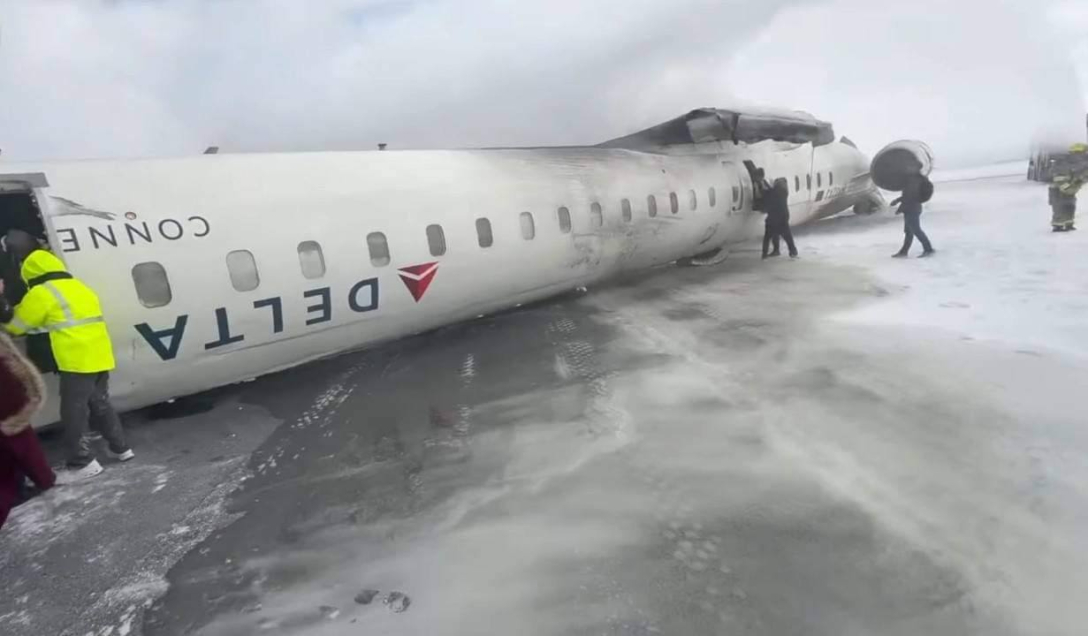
[0,0,1084,165]
[728,0,1088,166]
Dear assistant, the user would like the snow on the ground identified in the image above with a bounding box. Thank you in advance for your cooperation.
[7,164,1085,636]
[806,172,1088,361]
[931,160,1028,183]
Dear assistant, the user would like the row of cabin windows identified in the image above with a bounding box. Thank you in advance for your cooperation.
[129,183,753,308]
[487,188,722,248]
[791,171,835,194]
[133,240,341,308]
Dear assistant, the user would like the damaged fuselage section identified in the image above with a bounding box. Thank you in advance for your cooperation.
[597,107,836,152]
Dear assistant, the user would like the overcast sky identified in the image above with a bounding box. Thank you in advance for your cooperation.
[1,0,1085,166]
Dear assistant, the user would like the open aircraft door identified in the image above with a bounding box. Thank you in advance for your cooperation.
[721,162,749,216]
[1,172,63,427]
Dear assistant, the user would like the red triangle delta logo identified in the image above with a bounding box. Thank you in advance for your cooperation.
[398,262,439,302]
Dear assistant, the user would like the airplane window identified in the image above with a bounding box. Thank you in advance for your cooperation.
[807,174,812,191]
[367,232,391,267]
[829,171,834,186]
[708,188,716,208]
[817,172,822,188]
[621,198,632,222]
[131,262,172,308]
[297,241,325,279]
[226,250,260,291]
[669,192,679,214]
[476,217,494,248]
[731,186,739,203]
[795,176,801,192]
[426,224,447,256]
[647,195,658,217]
[688,190,697,211]
[557,206,572,234]
[590,202,603,228]
[520,212,536,240]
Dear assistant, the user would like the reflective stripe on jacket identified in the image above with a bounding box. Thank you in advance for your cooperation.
[3,250,115,373]
[1054,173,1087,198]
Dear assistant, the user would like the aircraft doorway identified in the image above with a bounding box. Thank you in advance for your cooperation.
[1,173,65,414]
[1,173,50,306]
[722,161,747,215]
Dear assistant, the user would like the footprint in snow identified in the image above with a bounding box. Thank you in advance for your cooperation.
[385,592,411,613]
[354,590,380,605]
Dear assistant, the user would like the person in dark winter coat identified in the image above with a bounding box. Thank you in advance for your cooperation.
[891,173,935,257]
[752,168,772,213]
[762,178,797,259]
[0,331,55,531]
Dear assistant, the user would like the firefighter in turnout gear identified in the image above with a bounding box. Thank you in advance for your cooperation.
[0,230,133,482]
[1049,144,1087,232]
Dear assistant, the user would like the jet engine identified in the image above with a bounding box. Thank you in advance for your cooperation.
[870,140,934,191]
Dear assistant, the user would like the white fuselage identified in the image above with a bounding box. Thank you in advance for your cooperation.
[3,139,874,425]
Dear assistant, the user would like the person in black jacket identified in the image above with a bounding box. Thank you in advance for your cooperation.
[891,173,935,257]
[752,168,772,213]
[762,178,797,259]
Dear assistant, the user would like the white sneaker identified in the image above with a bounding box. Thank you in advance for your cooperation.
[110,448,136,462]
[56,460,104,485]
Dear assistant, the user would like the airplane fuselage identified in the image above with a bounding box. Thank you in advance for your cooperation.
[2,139,875,425]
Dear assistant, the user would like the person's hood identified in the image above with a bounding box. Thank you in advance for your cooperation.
[20,250,68,284]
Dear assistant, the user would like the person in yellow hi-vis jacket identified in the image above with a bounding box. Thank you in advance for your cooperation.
[1049,145,1087,232]
[0,229,133,483]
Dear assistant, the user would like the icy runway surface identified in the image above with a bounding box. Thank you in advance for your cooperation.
[4,168,1088,635]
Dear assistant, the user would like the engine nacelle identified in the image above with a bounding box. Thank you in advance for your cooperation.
[871,140,934,191]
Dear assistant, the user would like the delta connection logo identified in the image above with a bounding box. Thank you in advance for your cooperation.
[398,262,439,302]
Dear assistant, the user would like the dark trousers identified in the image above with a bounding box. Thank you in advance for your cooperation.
[60,371,128,468]
[762,220,797,257]
[1051,201,1076,229]
[899,211,933,254]
[1,428,56,530]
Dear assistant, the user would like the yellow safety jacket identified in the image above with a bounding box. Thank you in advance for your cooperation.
[1054,173,1087,198]
[3,250,115,373]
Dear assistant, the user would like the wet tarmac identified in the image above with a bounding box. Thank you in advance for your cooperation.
[3,176,1088,635]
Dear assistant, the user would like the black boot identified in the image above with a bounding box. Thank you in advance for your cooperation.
[892,250,909,258]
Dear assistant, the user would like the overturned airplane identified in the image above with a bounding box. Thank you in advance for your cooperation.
[0,106,890,426]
